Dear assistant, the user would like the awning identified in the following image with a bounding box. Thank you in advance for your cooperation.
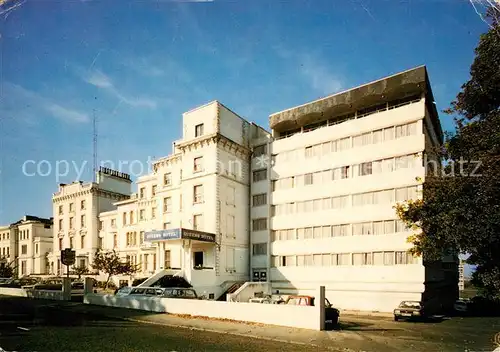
[144,228,216,243]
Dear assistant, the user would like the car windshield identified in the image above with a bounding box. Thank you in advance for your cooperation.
[399,301,421,308]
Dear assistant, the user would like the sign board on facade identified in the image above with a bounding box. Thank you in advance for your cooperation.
[144,228,216,243]
[61,248,76,266]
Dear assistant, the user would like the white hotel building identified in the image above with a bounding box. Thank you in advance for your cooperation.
[49,66,458,311]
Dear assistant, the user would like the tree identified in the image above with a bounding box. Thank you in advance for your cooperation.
[0,259,14,278]
[72,264,90,280]
[91,250,140,289]
[395,7,500,299]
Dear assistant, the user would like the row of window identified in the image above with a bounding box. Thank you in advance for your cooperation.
[0,232,9,241]
[271,251,419,267]
[18,229,30,241]
[1,247,10,257]
[271,185,419,216]
[271,153,420,190]
[271,219,409,241]
[57,235,86,251]
[58,200,86,215]
[57,215,86,232]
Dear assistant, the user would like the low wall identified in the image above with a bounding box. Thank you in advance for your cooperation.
[0,287,28,297]
[26,289,65,300]
[84,293,322,330]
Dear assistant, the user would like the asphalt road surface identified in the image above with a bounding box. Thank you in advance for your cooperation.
[1,295,500,352]
[0,296,316,352]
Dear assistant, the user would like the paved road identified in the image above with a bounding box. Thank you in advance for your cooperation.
[1,296,500,352]
[0,296,317,352]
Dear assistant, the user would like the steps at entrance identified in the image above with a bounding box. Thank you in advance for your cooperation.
[216,282,243,301]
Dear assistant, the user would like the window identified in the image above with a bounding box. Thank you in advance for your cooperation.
[69,237,74,249]
[352,252,372,265]
[59,205,63,215]
[252,218,267,231]
[59,238,63,250]
[122,212,127,225]
[305,146,313,158]
[111,218,116,228]
[140,187,146,199]
[80,215,86,227]
[193,185,203,203]
[163,197,172,213]
[194,157,203,172]
[21,244,27,255]
[163,222,171,230]
[304,173,313,185]
[152,185,157,196]
[373,129,383,144]
[98,237,103,249]
[151,207,156,219]
[164,173,172,186]
[129,211,134,224]
[58,219,63,231]
[139,209,146,221]
[252,193,267,207]
[193,251,204,267]
[160,250,170,269]
[359,162,373,176]
[193,214,203,231]
[81,200,86,210]
[195,123,204,137]
[395,251,418,264]
[69,203,74,212]
[254,144,267,157]
[252,243,267,256]
[80,235,85,249]
[341,166,350,179]
[113,234,117,248]
[69,217,74,229]
[226,215,235,237]
[253,169,267,182]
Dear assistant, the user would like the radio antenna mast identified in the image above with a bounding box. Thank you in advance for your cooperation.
[92,107,98,182]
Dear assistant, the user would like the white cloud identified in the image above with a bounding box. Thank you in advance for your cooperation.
[1,82,89,124]
[85,70,113,88]
[47,104,89,123]
[80,67,157,110]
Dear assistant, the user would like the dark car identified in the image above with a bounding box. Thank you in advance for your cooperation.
[282,295,340,329]
[394,300,427,321]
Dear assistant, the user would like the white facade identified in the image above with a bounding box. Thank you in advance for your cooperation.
[259,66,456,312]
[0,216,53,277]
[50,172,132,275]
[41,65,456,310]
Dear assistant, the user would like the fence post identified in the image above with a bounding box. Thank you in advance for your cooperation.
[62,277,71,301]
[317,286,325,331]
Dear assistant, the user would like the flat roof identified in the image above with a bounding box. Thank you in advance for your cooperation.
[269,65,443,142]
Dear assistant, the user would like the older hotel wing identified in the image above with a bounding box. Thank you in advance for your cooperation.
[2,66,459,312]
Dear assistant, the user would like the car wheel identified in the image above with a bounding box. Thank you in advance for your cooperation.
[394,315,399,321]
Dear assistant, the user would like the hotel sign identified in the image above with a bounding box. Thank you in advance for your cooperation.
[144,228,215,243]
[144,229,181,241]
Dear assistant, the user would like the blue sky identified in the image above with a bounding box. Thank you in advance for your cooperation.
[0,0,490,229]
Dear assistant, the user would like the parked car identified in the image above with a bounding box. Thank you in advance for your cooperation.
[394,301,429,321]
[115,286,133,296]
[248,296,282,304]
[280,295,340,329]
[126,286,199,299]
[453,299,469,314]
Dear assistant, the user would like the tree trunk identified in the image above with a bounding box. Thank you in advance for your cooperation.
[104,275,111,290]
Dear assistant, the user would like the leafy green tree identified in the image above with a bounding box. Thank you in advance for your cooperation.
[0,259,14,278]
[72,264,90,280]
[395,7,500,299]
[91,250,139,289]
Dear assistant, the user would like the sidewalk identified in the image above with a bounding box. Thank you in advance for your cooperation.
[63,303,372,351]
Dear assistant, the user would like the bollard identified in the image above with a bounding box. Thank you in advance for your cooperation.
[62,277,71,301]
[317,286,325,331]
